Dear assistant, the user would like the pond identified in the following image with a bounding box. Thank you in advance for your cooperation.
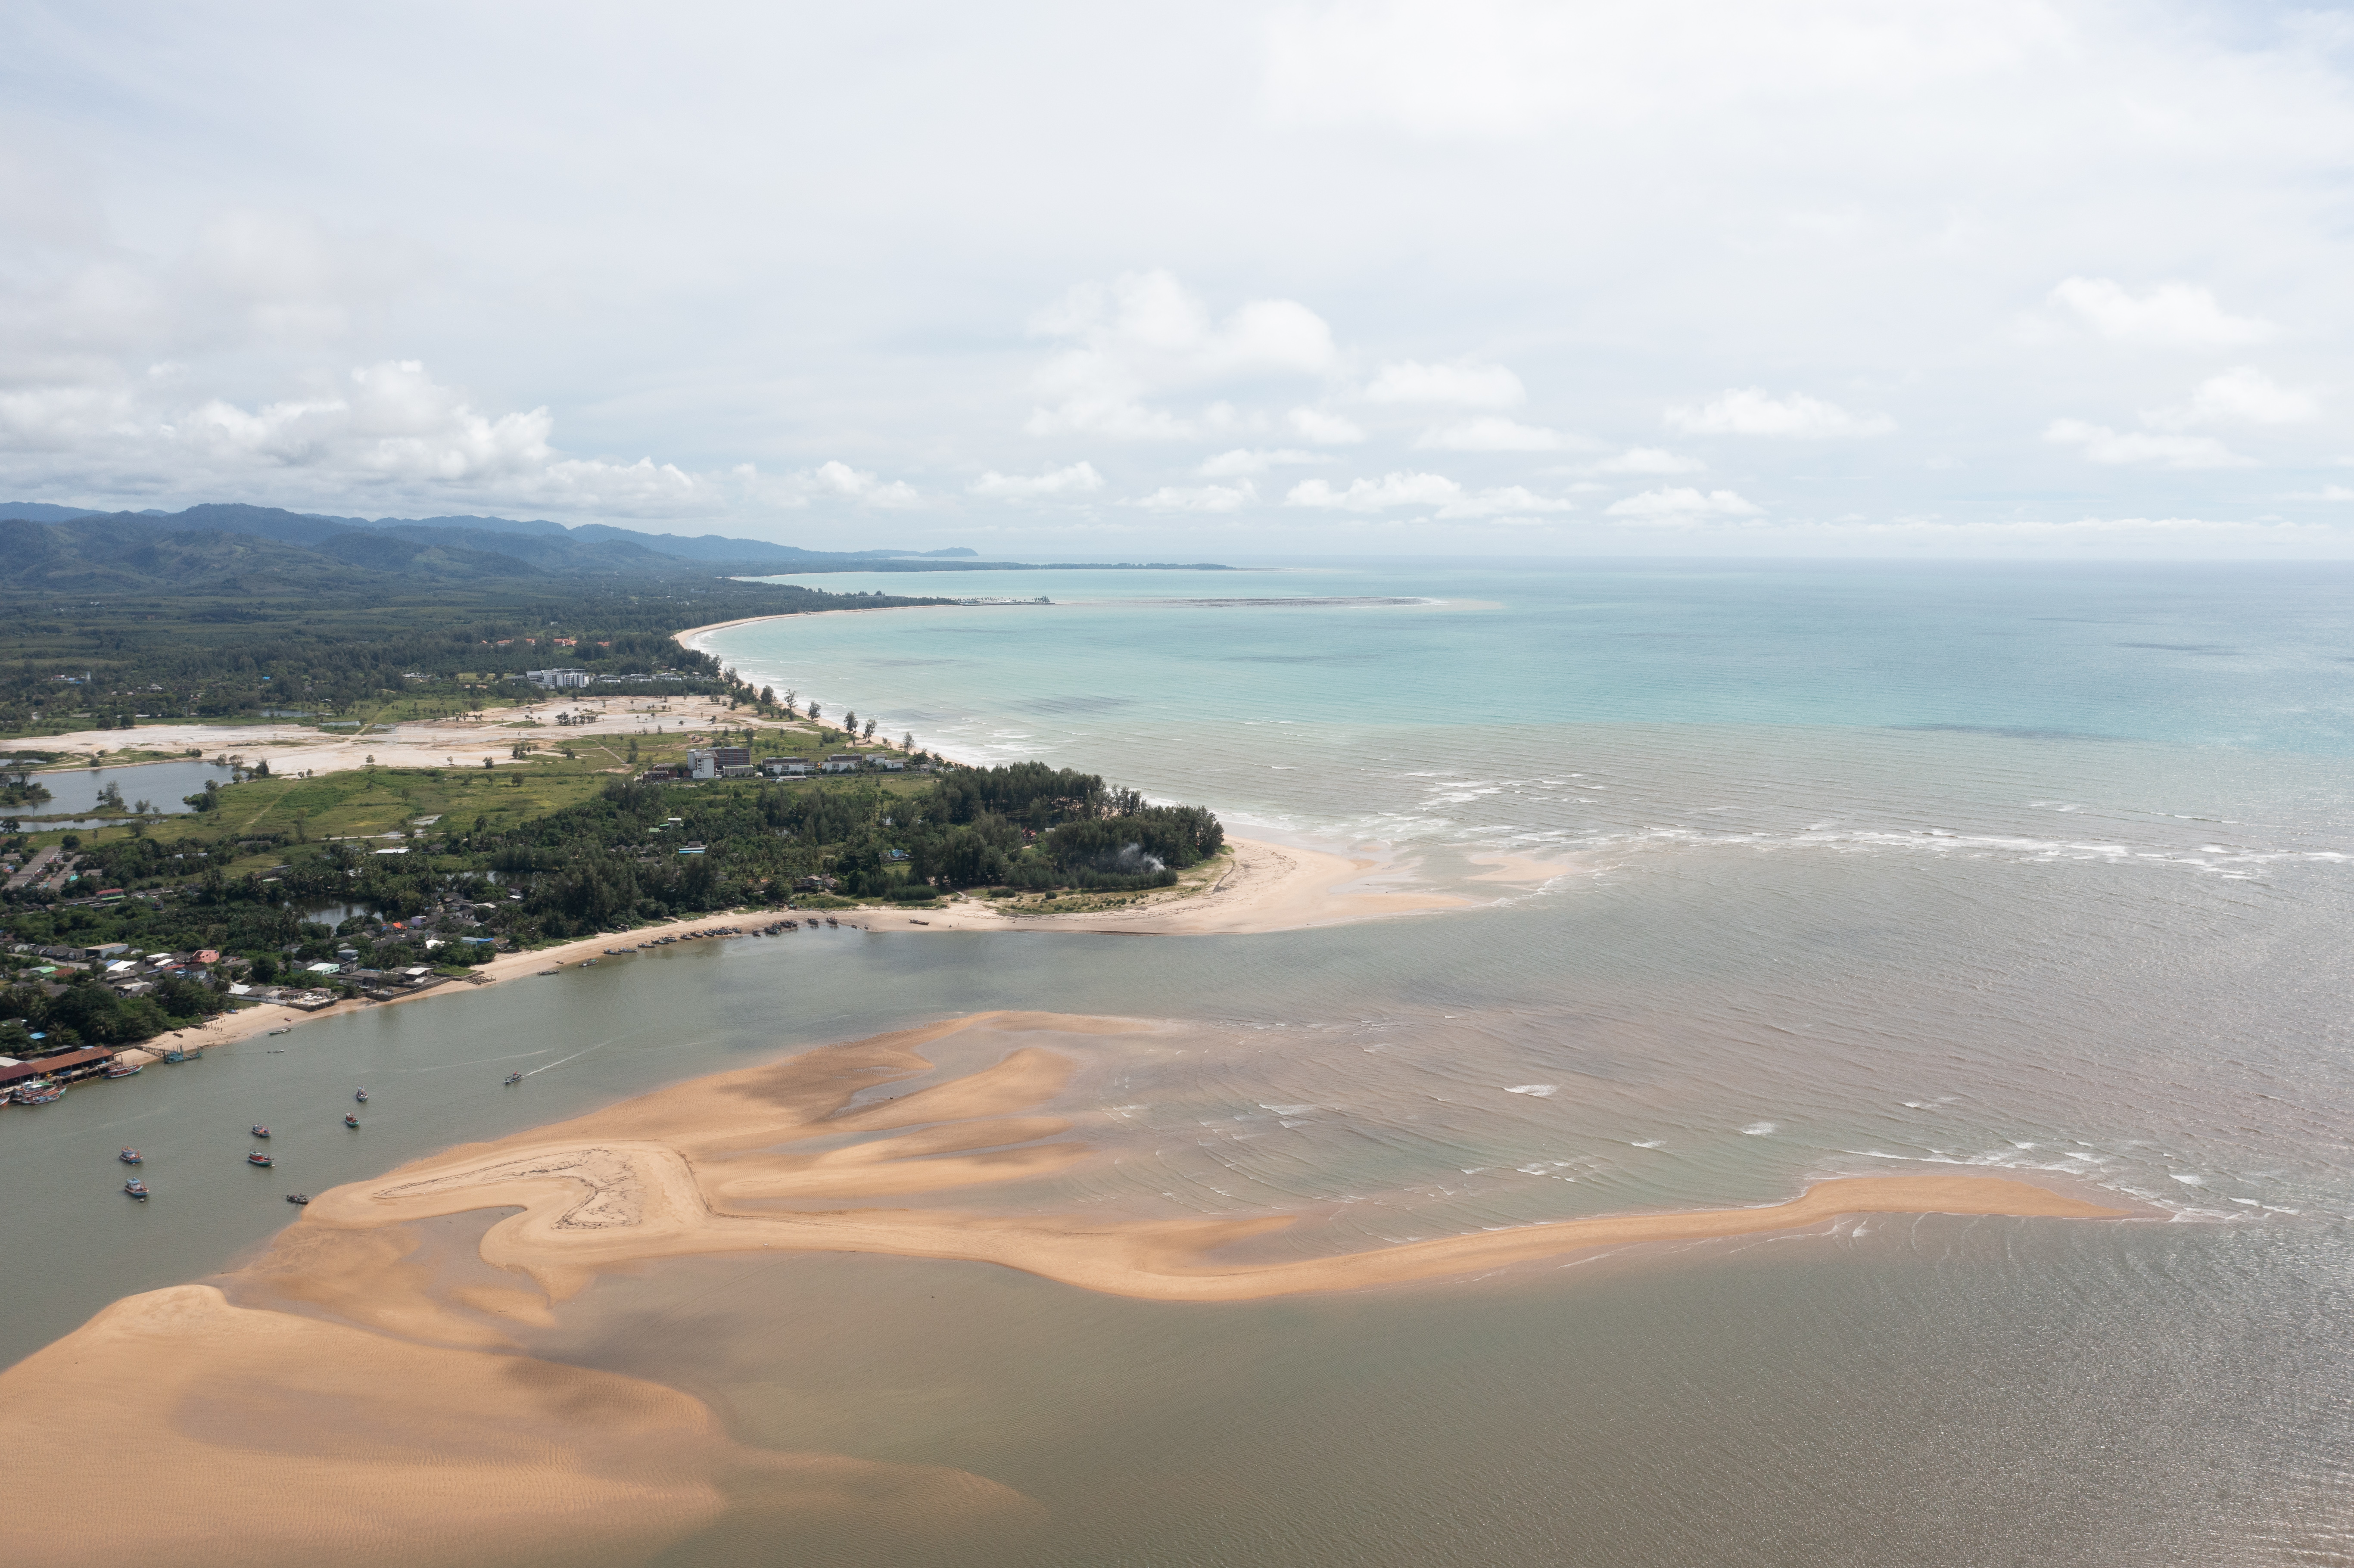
[5,759,235,827]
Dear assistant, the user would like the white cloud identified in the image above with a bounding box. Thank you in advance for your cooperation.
[1286,471,1462,510]
[2049,277,2275,348]
[1129,480,1257,511]
[1364,360,1526,408]
[1264,3,2075,138]
[806,459,924,507]
[968,460,1105,498]
[2044,419,2254,469]
[13,9,2354,558]
[1665,388,1893,438]
[1025,271,1337,440]
[1604,487,1763,525]
[1198,448,1325,476]
[1588,446,1703,474]
[1433,484,1575,519]
[175,360,554,481]
[2143,367,2319,429]
[1415,417,1563,451]
[2283,485,2354,501]
[1286,407,1367,444]
[1286,471,1574,517]
[1022,396,1196,441]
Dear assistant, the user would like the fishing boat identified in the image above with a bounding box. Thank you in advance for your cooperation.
[343,1113,360,1128]
[104,1061,143,1079]
[118,1148,143,1164]
[285,1193,309,1205]
[15,1080,63,1105]
[123,1179,149,1200]
[251,1124,271,1138]
[504,1071,524,1086]
[354,1088,369,1103]
[267,1027,291,1036]
[247,1150,274,1167]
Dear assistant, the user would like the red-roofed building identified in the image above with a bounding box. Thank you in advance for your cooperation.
[0,1048,115,1088]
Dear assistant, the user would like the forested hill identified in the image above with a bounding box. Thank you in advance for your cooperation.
[0,503,960,731]
[3,506,783,592]
[0,500,979,571]
[0,501,1233,581]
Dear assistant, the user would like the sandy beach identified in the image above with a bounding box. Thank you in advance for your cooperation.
[162,834,1479,1058]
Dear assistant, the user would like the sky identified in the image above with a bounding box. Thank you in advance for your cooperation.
[5,0,2354,558]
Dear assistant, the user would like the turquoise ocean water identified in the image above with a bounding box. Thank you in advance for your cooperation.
[5,559,2350,1563]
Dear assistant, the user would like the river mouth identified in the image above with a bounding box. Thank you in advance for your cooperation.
[7,560,2354,1564]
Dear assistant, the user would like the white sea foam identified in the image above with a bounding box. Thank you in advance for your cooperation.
[1504,1084,1559,1097]
[1741,1121,1777,1136]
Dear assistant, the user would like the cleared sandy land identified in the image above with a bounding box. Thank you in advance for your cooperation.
[27,692,801,775]
[0,1013,2129,1563]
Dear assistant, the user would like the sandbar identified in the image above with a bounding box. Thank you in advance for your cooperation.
[292,1012,2128,1307]
[0,1012,2131,1563]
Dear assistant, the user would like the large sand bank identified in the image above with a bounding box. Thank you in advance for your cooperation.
[0,1013,2130,1563]
[292,1012,2127,1304]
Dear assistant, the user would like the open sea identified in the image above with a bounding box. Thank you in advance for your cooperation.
[7,559,2352,1564]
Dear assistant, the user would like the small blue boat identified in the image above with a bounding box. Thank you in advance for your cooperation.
[123,1179,149,1200]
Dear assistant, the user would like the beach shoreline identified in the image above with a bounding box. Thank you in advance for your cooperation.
[160,832,1474,1058]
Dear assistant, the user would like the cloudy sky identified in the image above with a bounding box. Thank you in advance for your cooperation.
[6,1,2353,557]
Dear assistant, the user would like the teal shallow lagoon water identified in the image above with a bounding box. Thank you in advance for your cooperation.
[6,560,2352,1561]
